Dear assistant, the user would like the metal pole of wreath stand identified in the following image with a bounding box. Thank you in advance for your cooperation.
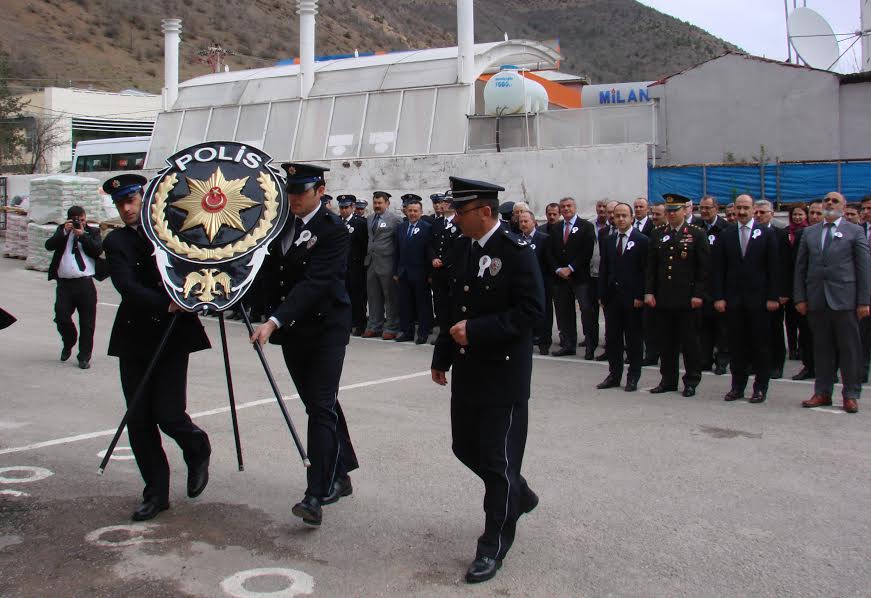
[239,306,311,468]
[218,310,245,471]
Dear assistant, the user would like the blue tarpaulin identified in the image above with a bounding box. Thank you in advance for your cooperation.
[649,161,871,204]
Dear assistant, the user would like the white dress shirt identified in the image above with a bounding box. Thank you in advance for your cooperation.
[57,229,96,279]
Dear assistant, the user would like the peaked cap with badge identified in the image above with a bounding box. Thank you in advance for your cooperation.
[337,194,356,208]
[103,174,149,202]
[448,177,505,205]
[281,162,329,194]
[663,192,691,211]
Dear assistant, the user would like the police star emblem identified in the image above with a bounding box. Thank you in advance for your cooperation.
[173,167,258,242]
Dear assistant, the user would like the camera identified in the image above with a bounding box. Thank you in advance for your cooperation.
[72,217,82,230]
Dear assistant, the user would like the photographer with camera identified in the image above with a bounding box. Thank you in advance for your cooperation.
[44,206,103,369]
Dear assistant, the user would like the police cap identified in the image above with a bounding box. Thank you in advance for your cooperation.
[102,174,148,202]
[355,199,368,209]
[448,176,505,205]
[337,194,356,207]
[401,193,422,206]
[662,192,691,211]
[281,162,329,194]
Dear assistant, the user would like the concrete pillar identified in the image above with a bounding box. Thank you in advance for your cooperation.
[298,0,318,98]
[457,0,475,85]
[162,18,182,110]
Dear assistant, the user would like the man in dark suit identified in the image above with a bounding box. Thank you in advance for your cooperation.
[859,195,871,382]
[645,193,710,397]
[790,201,824,380]
[102,174,211,522]
[337,194,368,336]
[697,195,730,375]
[633,197,654,236]
[548,196,597,358]
[518,209,553,355]
[794,191,871,413]
[537,202,560,234]
[754,199,789,379]
[431,176,544,584]
[712,194,781,403]
[393,194,433,343]
[597,203,649,392]
[44,205,103,369]
[251,163,359,524]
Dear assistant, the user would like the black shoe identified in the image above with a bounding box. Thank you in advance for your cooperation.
[131,500,168,521]
[714,364,727,376]
[551,348,575,357]
[538,344,550,356]
[584,349,595,360]
[465,556,502,584]
[321,475,353,505]
[187,454,210,498]
[641,357,658,366]
[594,351,608,362]
[291,495,323,526]
[394,333,414,342]
[578,339,587,347]
[770,369,783,380]
[682,386,696,397]
[724,390,743,401]
[749,390,767,403]
[60,347,72,362]
[414,336,427,345]
[521,488,539,514]
[78,359,90,370]
[791,367,815,381]
[649,383,677,394]
[351,327,364,337]
[624,378,638,392]
[596,375,621,389]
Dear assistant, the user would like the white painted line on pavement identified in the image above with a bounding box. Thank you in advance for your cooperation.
[810,406,846,415]
[85,523,166,547]
[0,371,430,457]
[0,490,30,497]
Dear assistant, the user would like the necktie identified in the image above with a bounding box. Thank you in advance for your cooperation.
[617,233,625,256]
[823,222,835,251]
[634,221,641,231]
[563,221,570,243]
[407,223,414,238]
[740,225,749,256]
[372,213,381,232]
[71,237,86,271]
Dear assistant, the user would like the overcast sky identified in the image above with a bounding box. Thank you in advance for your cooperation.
[637,0,863,73]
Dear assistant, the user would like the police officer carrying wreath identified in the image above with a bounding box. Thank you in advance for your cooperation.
[102,174,212,521]
[644,193,710,397]
[431,176,544,584]
[251,163,359,527]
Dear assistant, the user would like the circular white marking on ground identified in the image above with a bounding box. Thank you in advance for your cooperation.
[84,523,165,547]
[0,489,30,497]
[0,466,53,484]
[97,446,136,461]
[221,567,314,597]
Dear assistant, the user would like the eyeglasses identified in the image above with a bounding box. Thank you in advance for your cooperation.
[455,205,485,217]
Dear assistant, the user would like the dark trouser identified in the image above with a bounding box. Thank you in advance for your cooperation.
[54,277,97,361]
[533,281,554,349]
[553,278,597,349]
[769,306,786,373]
[431,269,449,328]
[281,342,358,499]
[810,309,863,399]
[642,305,659,361]
[798,313,815,371]
[860,315,871,381]
[451,400,533,561]
[346,262,367,330]
[398,275,432,338]
[785,300,800,354]
[604,300,643,380]
[656,307,702,388]
[120,352,211,506]
[727,306,770,393]
[700,307,729,370]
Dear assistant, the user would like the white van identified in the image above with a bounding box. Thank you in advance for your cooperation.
[72,136,150,173]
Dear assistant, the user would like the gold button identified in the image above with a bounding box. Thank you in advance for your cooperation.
[279,266,284,271]
[280,281,285,286]
[280,295,286,301]
[505,356,510,361]
[459,348,466,355]
[461,306,467,312]
[667,266,672,270]
[463,285,469,292]
[667,276,672,280]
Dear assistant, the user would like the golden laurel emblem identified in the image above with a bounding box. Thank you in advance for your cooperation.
[183,269,233,302]
[151,167,278,261]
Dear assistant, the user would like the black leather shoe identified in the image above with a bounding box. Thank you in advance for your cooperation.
[724,390,743,401]
[538,344,550,356]
[578,339,587,347]
[187,454,210,498]
[131,500,168,521]
[682,386,696,397]
[465,556,502,584]
[78,359,90,370]
[551,348,575,357]
[292,495,323,526]
[594,351,608,362]
[791,367,815,381]
[641,357,658,366]
[584,349,595,360]
[321,475,353,505]
[749,390,767,403]
[394,334,414,342]
[770,369,783,380]
[351,327,364,337]
[414,336,427,345]
[649,383,677,394]
[714,364,727,375]
[60,347,72,362]
[624,378,639,392]
[596,375,621,389]
[521,488,539,514]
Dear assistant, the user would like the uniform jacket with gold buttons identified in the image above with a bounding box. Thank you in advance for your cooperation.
[645,222,710,309]
[260,205,351,346]
[103,226,210,359]
[431,229,545,406]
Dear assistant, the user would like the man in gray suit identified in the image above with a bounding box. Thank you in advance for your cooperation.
[362,191,401,340]
[794,191,871,413]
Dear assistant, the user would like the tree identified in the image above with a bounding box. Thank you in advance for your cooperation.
[0,45,30,171]
[25,116,69,174]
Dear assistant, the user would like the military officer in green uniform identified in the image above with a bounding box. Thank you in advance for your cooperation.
[644,193,710,397]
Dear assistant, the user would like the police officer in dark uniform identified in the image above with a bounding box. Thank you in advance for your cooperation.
[428,192,462,337]
[251,163,359,527]
[431,177,544,584]
[338,194,368,336]
[421,192,445,226]
[354,199,368,218]
[644,193,710,397]
[102,174,212,522]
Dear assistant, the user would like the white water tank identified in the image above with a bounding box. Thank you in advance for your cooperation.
[483,66,549,115]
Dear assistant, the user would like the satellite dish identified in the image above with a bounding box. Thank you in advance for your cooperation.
[788,7,840,70]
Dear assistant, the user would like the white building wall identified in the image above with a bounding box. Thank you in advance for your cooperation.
[839,81,871,159]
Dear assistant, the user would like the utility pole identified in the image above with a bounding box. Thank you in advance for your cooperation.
[197,43,234,73]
